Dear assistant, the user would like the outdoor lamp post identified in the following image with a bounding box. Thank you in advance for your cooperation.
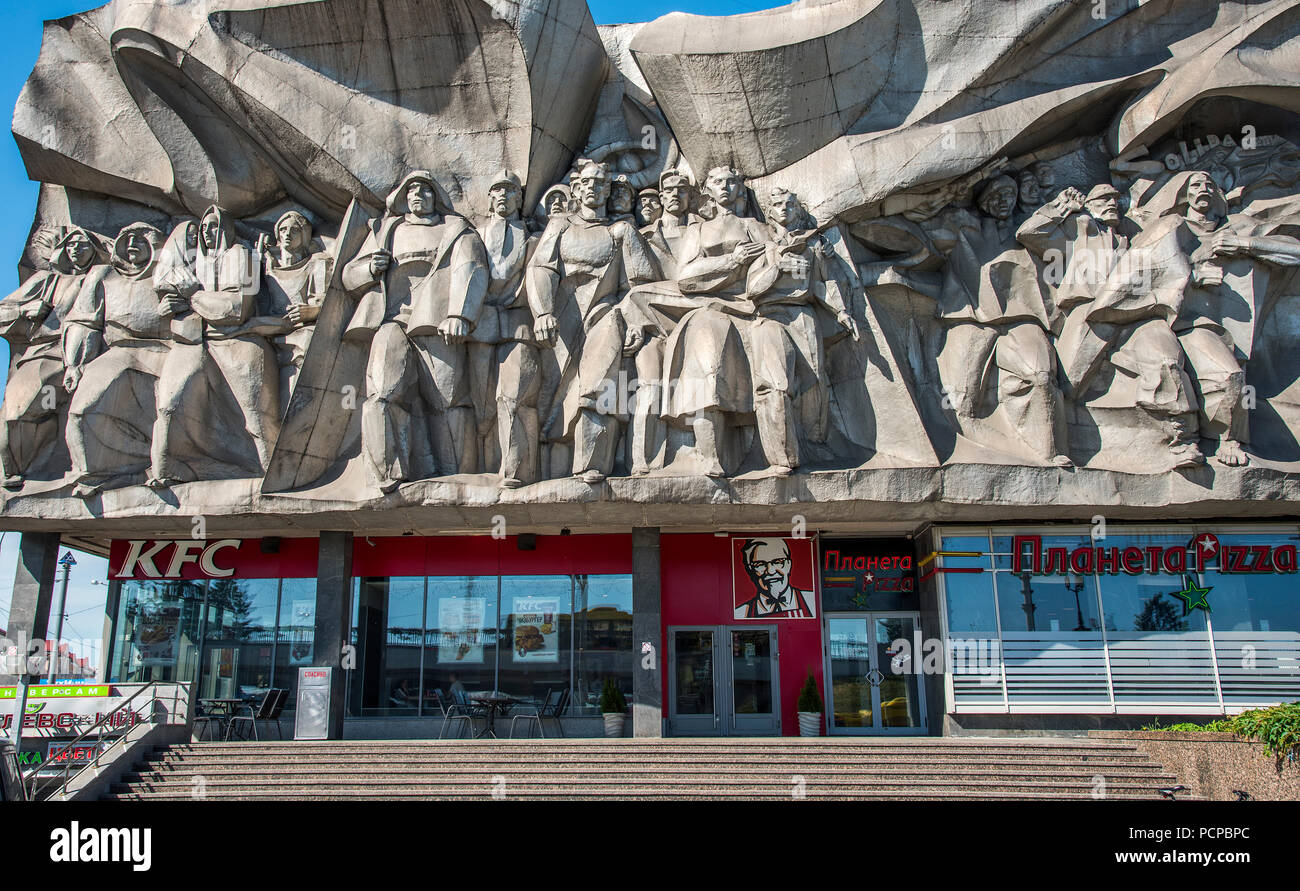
[1065,572,1088,632]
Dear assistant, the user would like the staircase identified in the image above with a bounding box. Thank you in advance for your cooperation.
[102,737,1186,800]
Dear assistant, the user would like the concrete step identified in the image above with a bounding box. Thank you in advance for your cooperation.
[104,787,1174,801]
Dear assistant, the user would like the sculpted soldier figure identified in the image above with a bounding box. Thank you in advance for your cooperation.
[1080,170,1300,467]
[660,165,771,477]
[932,175,1072,467]
[63,224,170,496]
[743,187,860,473]
[260,211,330,404]
[636,187,662,229]
[608,175,637,224]
[342,170,489,492]
[470,170,541,488]
[527,159,660,483]
[0,228,102,488]
[150,206,280,486]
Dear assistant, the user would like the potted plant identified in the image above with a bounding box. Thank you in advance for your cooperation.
[797,672,823,737]
[600,677,627,738]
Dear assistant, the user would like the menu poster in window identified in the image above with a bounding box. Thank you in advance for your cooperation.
[732,535,818,619]
[437,597,486,664]
[136,605,181,666]
[288,599,316,666]
[512,597,559,663]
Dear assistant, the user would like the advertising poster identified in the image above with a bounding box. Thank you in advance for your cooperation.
[135,604,181,666]
[511,597,559,663]
[731,535,819,619]
[288,599,316,666]
[437,597,486,664]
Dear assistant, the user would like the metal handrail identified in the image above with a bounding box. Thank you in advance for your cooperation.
[23,681,184,801]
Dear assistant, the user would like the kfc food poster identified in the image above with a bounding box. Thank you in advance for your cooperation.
[512,596,559,662]
[437,597,486,664]
[732,535,819,620]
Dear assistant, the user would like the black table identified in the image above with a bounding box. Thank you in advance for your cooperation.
[196,698,246,740]
[467,692,519,739]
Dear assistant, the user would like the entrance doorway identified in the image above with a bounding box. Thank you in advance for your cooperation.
[667,626,780,736]
[825,612,927,734]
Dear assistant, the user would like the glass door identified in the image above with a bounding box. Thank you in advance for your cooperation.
[826,612,927,734]
[668,626,781,735]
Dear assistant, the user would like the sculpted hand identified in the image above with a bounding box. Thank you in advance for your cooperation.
[837,311,861,342]
[1055,187,1086,216]
[438,317,470,344]
[21,300,50,322]
[63,367,81,393]
[623,325,645,357]
[158,295,189,318]
[1210,231,1249,257]
[534,313,558,347]
[285,304,321,328]
[731,242,765,269]
[369,250,392,278]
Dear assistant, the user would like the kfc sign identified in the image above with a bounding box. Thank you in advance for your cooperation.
[112,539,241,579]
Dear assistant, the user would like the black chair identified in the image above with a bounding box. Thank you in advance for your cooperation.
[509,688,568,738]
[226,688,288,740]
[192,701,226,742]
[432,689,475,739]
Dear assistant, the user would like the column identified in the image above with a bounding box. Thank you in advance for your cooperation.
[631,526,663,737]
[1,532,60,685]
[314,531,354,739]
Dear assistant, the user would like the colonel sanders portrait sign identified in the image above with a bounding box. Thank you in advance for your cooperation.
[732,536,818,619]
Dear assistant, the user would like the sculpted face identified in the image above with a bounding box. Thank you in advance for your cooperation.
[1018,172,1041,208]
[609,182,634,215]
[546,191,568,216]
[489,183,521,219]
[745,539,792,598]
[704,167,744,209]
[65,233,94,270]
[1186,172,1221,215]
[122,231,152,267]
[979,178,1018,221]
[661,183,691,216]
[767,191,802,229]
[1032,162,1056,193]
[407,181,435,217]
[200,213,221,251]
[572,163,611,211]
[638,193,661,219]
[277,217,309,255]
[1087,194,1121,225]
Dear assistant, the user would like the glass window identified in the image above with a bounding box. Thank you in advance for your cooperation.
[995,571,1101,633]
[1203,534,1300,633]
[498,576,572,707]
[199,579,280,701]
[422,576,498,713]
[939,537,998,634]
[348,577,425,716]
[274,579,317,703]
[111,580,204,684]
[573,574,633,715]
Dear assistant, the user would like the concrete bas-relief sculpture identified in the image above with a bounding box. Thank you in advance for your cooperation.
[5,0,1300,534]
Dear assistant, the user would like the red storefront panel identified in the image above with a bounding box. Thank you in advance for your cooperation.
[660,533,825,736]
[111,534,634,580]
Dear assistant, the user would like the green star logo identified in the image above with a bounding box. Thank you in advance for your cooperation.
[1170,576,1213,614]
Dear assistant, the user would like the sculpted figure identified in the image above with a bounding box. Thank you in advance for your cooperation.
[636,187,662,229]
[742,187,861,473]
[542,184,572,219]
[1080,170,1300,467]
[1015,170,1042,222]
[0,228,103,487]
[260,211,330,404]
[1029,161,1057,202]
[659,166,772,477]
[63,224,170,496]
[608,175,636,224]
[341,171,489,492]
[526,159,660,483]
[932,175,1072,467]
[469,170,541,488]
[150,206,280,486]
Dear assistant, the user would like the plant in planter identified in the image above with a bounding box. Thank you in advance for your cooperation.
[796,672,823,737]
[600,677,628,738]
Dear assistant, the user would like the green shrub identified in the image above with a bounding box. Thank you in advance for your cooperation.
[600,677,627,714]
[1141,702,1300,759]
[796,672,823,713]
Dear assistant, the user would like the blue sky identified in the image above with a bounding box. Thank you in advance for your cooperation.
[0,0,783,668]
